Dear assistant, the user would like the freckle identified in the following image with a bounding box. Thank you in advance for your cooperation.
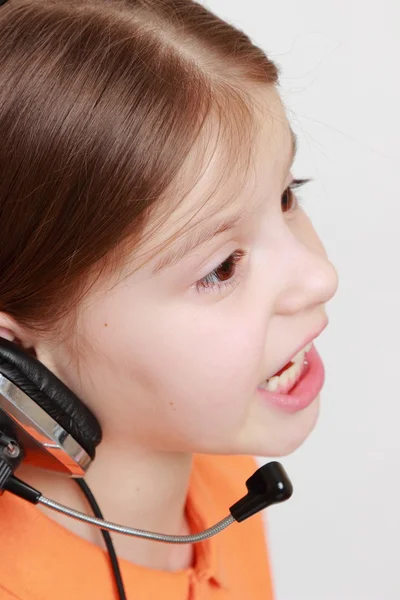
[170,402,174,406]
[104,323,108,327]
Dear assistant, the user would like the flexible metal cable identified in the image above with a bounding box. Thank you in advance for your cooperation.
[39,495,235,543]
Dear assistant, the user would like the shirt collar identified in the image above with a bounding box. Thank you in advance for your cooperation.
[186,455,230,590]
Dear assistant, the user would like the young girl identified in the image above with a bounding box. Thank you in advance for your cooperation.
[0,0,338,598]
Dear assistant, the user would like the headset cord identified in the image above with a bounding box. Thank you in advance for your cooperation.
[75,479,127,600]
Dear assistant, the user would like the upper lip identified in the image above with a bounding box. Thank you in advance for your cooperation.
[261,318,328,382]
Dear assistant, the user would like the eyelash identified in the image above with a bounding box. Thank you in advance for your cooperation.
[194,178,310,294]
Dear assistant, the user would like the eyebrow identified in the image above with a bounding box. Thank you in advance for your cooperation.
[152,214,244,274]
[152,127,298,274]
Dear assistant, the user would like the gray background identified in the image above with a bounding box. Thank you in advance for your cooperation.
[204,1,399,598]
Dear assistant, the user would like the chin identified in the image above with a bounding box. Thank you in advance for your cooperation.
[242,394,321,458]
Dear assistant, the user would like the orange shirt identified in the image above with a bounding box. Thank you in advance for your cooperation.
[0,455,275,599]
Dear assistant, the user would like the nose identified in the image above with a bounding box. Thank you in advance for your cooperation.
[273,236,339,316]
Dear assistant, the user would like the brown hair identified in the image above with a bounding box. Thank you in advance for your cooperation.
[0,0,278,335]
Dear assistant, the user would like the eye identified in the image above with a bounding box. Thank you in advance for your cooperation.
[195,249,246,293]
[281,178,310,213]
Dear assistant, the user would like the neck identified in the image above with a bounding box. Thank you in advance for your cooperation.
[17,440,194,571]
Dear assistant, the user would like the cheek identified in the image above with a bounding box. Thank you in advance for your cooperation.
[132,307,267,426]
[161,313,262,390]
[76,286,269,448]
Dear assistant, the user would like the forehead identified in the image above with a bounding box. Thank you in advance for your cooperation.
[138,85,291,260]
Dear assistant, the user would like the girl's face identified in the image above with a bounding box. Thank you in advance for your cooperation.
[47,87,338,457]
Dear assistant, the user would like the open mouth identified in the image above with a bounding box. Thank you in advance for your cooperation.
[259,343,313,394]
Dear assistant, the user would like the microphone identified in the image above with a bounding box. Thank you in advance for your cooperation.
[3,460,293,543]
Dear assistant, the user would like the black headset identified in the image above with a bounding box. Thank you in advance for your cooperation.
[0,336,101,476]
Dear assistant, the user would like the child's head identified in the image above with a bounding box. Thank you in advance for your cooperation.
[0,0,338,459]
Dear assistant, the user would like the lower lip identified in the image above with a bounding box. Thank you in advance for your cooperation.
[257,346,325,414]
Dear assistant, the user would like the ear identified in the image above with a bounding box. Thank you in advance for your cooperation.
[0,327,14,342]
[0,314,37,357]
[0,313,22,344]
[0,314,68,383]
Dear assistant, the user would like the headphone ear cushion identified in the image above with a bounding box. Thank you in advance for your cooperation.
[0,338,102,459]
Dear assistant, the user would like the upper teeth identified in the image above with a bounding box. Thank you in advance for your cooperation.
[292,342,312,363]
[260,342,313,392]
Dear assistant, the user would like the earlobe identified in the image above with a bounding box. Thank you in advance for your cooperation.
[0,313,20,344]
[0,327,15,342]
[0,314,72,382]
[0,314,36,357]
